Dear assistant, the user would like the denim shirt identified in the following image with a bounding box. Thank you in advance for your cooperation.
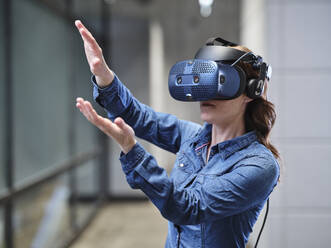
[92,74,280,248]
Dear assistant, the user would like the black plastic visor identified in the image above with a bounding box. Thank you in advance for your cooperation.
[194,45,248,62]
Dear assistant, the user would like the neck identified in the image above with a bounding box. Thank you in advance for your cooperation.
[210,116,246,147]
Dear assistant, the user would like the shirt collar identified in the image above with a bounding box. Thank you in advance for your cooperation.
[194,123,258,160]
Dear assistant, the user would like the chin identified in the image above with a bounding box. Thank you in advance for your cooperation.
[200,113,215,124]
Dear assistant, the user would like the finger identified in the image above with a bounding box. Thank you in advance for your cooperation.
[75,20,83,30]
[79,99,90,115]
[75,20,98,49]
[75,20,88,32]
[83,101,115,135]
[77,28,97,49]
[75,97,117,137]
[77,98,93,121]
[76,97,85,104]
[76,102,83,111]
[75,20,92,38]
[76,101,87,114]
[84,100,101,123]
[76,102,92,122]
[76,99,89,116]
[75,20,89,42]
[76,97,86,112]
[77,104,109,133]
[82,100,97,122]
[99,117,119,136]
[94,116,120,138]
[80,29,98,49]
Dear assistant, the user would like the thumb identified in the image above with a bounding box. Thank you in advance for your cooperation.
[113,117,136,154]
[114,117,132,134]
[114,117,125,128]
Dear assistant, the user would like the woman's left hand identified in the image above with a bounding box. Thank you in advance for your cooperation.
[76,97,136,154]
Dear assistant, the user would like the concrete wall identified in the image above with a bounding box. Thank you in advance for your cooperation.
[242,0,331,247]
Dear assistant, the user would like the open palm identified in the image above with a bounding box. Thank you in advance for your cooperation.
[76,97,136,154]
[75,20,114,87]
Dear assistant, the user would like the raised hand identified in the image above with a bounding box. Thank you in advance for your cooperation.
[75,20,114,88]
[76,97,136,154]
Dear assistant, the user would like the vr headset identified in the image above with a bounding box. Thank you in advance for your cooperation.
[168,37,272,101]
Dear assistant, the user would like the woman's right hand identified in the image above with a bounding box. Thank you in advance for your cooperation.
[76,97,136,154]
[75,20,114,88]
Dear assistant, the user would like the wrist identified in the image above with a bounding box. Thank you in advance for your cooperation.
[95,69,114,88]
[121,139,137,154]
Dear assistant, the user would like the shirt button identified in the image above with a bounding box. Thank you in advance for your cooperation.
[179,163,184,168]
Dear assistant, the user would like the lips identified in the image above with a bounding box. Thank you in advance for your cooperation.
[200,101,216,107]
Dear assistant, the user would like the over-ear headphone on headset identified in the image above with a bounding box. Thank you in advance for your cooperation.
[246,56,267,99]
[168,37,272,101]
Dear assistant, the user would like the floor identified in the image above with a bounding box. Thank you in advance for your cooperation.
[71,201,168,248]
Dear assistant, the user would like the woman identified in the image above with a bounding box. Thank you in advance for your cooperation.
[75,20,280,248]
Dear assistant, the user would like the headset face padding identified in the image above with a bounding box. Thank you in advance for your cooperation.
[231,64,248,99]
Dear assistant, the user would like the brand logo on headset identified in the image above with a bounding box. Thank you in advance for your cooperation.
[168,37,272,101]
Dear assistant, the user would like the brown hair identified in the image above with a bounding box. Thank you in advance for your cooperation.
[231,45,280,161]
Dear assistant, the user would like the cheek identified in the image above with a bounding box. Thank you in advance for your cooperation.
[214,99,246,115]
[215,101,237,111]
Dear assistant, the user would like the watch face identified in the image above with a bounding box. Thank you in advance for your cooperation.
[266,64,272,81]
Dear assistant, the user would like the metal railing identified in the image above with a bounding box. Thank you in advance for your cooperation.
[0,150,100,206]
[0,149,103,248]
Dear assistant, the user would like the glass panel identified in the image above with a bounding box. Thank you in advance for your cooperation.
[12,0,70,184]
[13,175,72,248]
[0,0,6,192]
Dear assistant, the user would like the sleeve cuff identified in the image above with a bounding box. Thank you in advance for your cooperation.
[91,74,118,91]
[92,74,121,105]
[119,142,146,174]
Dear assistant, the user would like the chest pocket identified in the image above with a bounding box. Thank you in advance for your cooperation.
[170,152,194,186]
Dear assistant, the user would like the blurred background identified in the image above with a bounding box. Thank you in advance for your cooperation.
[1,0,330,247]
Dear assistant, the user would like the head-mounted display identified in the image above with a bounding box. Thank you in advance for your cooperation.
[168,37,271,101]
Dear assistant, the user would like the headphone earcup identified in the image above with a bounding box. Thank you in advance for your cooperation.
[246,78,265,99]
[246,79,257,99]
